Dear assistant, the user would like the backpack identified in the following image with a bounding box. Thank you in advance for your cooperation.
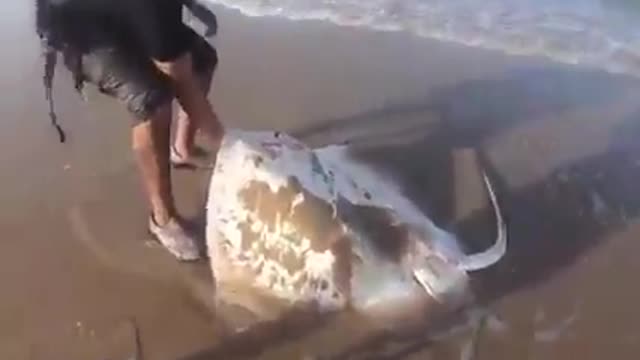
[35,0,219,144]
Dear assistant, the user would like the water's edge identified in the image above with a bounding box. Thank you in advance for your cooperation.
[202,0,640,77]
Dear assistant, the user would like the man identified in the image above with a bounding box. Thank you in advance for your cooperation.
[36,0,225,261]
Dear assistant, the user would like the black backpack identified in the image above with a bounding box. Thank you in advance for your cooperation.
[35,0,219,143]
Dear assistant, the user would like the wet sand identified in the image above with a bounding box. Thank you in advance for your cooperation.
[3,1,640,359]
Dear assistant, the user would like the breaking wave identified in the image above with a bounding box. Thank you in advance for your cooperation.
[202,0,640,77]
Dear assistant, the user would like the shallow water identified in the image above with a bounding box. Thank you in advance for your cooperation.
[203,0,640,77]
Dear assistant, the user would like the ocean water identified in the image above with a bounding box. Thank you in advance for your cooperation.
[203,0,640,77]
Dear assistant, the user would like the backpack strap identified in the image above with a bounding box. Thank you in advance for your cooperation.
[36,0,68,143]
[42,42,67,143]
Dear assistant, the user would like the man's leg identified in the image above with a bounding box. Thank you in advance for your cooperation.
[173,74,210,159]
[131,101,201,261]
[132,102,175,225]
[80,48,202,261]
[172,36,220,166]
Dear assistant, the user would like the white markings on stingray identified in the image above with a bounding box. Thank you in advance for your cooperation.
[208,130,347,310]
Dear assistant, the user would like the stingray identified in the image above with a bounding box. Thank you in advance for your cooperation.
[206,130,506,338]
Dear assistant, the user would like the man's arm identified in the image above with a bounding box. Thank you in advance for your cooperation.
[128,0,223,142]
[153,53,221,142]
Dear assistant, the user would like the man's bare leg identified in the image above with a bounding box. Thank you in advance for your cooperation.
[173,73,215,164]
[132,102,175,224]
[174,105,198,159]
[132,101,200,260]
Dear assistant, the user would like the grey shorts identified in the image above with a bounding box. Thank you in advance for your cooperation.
[77,34,218,122]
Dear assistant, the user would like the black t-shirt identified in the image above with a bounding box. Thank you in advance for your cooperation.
[49,0,194,61]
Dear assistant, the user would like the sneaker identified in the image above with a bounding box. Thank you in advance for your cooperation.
[170,146,215,170]
[148,216,201,261]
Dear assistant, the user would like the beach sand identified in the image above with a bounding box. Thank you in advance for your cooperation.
[3,2,640,359]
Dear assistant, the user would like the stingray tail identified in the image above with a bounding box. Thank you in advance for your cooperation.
[457,172,507,271]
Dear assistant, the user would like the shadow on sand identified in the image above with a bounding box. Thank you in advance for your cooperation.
[178,65,640,359]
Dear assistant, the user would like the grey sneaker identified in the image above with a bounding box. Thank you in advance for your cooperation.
[148,216,201,261]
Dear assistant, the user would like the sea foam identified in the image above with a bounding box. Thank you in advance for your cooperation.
[202,0,640,77]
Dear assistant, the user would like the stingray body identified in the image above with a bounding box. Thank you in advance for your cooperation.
[206,130,506,327]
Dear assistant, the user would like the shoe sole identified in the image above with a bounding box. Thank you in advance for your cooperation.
[146,228,202,262]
